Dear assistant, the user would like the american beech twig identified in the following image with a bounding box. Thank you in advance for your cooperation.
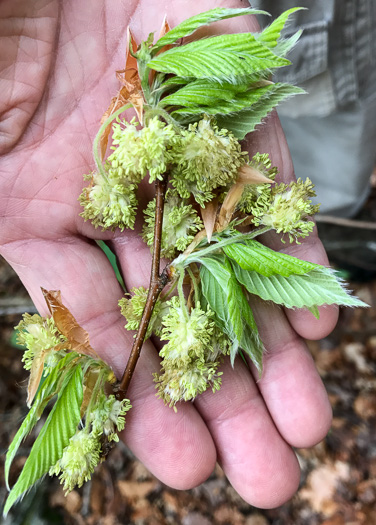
[116,171,171,399]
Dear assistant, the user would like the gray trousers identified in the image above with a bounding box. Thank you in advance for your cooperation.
[252,0,376,216]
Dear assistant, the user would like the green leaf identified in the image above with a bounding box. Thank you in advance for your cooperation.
[198,255,233,293]
[307,305,320,319]
[199,256,263,372]
[161,79,243,108]
[238,320,264,374]
[274,29,303,58]
[152,7,269,53]
[171,83,290,116]
[223,259,263,372]
[200,265,231,328]
[233,265,368,309]
[4,353,78,491]
[216,83,304,139]
[148,34,289,82]
[256,7,304,50]
[223,240,318,277]
[4,365,83,516]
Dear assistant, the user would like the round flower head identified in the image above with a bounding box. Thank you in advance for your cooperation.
[237,153,278,214]
[108,116,178,184]
[119,286,170,337]
[16,314,64,372]
[80,171,138,231]
[171,116,246,206]
[154,359,222,409]
[251,178,320,243]
[89,393,132,442]
[142,190,203,258]
[159,297,215,366]
[49,430,101,493]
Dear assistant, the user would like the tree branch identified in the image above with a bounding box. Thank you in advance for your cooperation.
[115,171,170,400]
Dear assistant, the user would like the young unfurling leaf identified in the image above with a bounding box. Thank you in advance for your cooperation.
[199,255,263,372]
[233,264,368,310]
[4,365,83,515]
[216,83,304,139]
[255,7,305,52]
[4,353,79,491]
[151,7,269,54]
[223,239,318,277]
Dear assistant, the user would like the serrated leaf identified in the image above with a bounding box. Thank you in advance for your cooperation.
[4,353,78,491]
[199,256,263,371]
[152,7,269,53]
[223,240,318,277]
[171,83,286,116]
[200,264,232,331]
[256,7,304,50]
[307,305,320,319]
[4,365,83,516]
[161,79,242,108]
[274,29,303,58]
[233,265,368,309]
[148,34,289,82]
[216,83,304,139]
[198,255,233,293]
[224,259,263,372]
[238,321,264,374]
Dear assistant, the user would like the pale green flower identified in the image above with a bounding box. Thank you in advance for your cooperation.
[171,116,246,206]
[251,178,320,242]
[154,359,222,409]
[16,314,65,372]
[153,298,229,407]
[159,297,215,365]
[119,286,170,337]
[237,153,277,214]
[142,190,203,258]
[80,171,138,231]
[108,116,178,183]
[89,394,132,443]
[49,430,101,493]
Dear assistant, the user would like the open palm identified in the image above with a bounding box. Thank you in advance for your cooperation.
[0,0,338,508]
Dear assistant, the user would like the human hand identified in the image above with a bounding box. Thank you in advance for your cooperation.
[0,0,338,508]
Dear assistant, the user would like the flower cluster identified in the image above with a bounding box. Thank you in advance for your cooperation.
[16,313,66,372]
[80,171,138,231]
[89,393,132,442]
[251,178,320,242]
[119,286,170,337]
[49,431,102,493]
[80,116,178,231]
[81,115,247,237]
[142,190,203,258]
[237,153,278,214]
[171,117,247,207]
[154,297,230,408]
[108,117,178,183]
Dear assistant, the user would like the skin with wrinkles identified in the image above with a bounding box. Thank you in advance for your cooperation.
[0,0,338,508]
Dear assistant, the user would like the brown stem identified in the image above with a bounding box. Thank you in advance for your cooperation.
[115,172,170,400]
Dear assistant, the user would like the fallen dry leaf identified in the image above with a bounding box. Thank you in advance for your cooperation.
[41,288,99,360]
[299,461,350,516]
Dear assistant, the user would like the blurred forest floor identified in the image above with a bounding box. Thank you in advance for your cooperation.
[1,183,376,525]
